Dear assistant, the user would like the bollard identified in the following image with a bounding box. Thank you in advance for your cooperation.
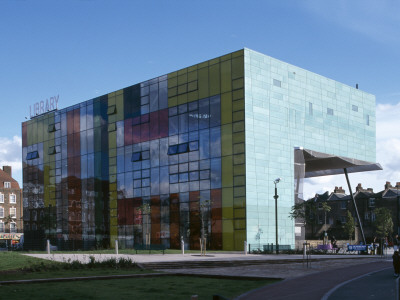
[181,236,185,255]
[115,240,119,255]
[47,239,50,254]
[244,241,247,255]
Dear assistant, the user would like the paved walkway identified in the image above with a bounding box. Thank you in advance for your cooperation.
[24,252,393,299]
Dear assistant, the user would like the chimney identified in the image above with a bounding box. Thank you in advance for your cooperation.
[385,181,393,190]
[334,186,345,194]
[356,183,363,192]
[2,166,11,177]
[356,83,359,89]
[396,182,400,188]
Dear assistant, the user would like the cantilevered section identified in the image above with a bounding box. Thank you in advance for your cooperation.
[298,149,382,178]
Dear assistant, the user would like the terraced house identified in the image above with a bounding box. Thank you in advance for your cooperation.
[21,48,379,251]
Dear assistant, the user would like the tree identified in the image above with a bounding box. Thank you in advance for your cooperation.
[343,210,355,243]
[374,207,393,239]
[289,201,316,226]
[136,203,151,245]
[321,202,331,230]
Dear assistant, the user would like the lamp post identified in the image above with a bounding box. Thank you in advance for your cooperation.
[274,178,281,254]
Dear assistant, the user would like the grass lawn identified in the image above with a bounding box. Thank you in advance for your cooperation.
[0,252,278,299]
[1,276,277,300]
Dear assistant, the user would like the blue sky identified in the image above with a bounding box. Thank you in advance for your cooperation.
[1,0,399,197]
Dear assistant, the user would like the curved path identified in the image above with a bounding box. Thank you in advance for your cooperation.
[237,260,392,300]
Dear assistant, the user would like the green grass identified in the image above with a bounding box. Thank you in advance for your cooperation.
[1,276,277,300]
[0,252,58,271]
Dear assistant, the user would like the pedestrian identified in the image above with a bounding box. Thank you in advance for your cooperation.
[393,251,400,277]
[394,234,399,251]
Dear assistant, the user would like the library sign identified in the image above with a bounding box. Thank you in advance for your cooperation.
[29,95,59,118]
[0,233,23,240]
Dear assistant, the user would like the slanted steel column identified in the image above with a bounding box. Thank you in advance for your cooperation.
[344,168,366,245]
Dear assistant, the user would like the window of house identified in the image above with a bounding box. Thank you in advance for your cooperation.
[0,193,3,203]
[371,212,376,222]
[4,182,10,188]
[341,216,347,223]
[365,212,370,220]
[10,222,16,233]
[318,202,323,209]
[318,215,323,224]
[341,201,347,209]
[9,194,16,204]
[0,222,4,232]
[0,207,3,218]
[369,198,375,208]
[10,207,16,218]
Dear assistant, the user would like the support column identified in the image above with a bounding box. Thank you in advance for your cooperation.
[344,168,366,245]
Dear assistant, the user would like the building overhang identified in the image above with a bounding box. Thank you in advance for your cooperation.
[297,148,382,178]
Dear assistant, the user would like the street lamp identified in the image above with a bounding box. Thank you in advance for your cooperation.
[274,178,281,254]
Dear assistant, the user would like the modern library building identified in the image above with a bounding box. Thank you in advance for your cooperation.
[22,48,379,251]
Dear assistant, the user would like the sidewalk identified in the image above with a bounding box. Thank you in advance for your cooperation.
[25,252,390,279]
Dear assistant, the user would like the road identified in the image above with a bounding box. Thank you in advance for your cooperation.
[327,262,395,299]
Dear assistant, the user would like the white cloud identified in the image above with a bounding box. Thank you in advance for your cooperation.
[0,136,22,185]
[303,102,400,199]
[302,0,400,45]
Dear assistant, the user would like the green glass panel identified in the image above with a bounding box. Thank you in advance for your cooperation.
[234,219,246,230]
[233,164,245,176]
[221,156,233,188]
[233,186,245,197]
[198,67,209,99]
[187,91,199,102]
[178,73,188,85]
[168,96,177,107]
[234,230,246,250]
[232,88,244,101]
[232,121,245,133]
[233,153,245,165]
[232,99,244,112]
[232,78,244,90]
[115,93,124,122]
[108,132,116,149]
[178,84,187,95]
[234,208,246,218]
[222,219,234,251]
[221,92,232,125]
[177,93,188,105]
[233,111,244,122]
[188,70,198,82]
[234,175,245,186]
[209,63,220,96]
[221,124,232,156]
[232,132,245,144]
[234,197,245,208]
[233,143,245,154]
[222,187,233,219]
[168,87,178,97]
[220,60,232,93]
[231,56,244,80]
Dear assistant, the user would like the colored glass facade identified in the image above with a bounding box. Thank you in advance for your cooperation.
[22,48,376,250]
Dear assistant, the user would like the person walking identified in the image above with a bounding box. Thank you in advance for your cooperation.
[393,250,400,277]
[394,234,399,251]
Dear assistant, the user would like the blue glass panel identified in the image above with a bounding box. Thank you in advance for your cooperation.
[167,145,178,155]
[199,129,209,159]
[178,143,188,153]
[189,141,199,151]
[179,172,188,182]
[131,152,141,162]
[198,98,210,129]
[124,171,133,198]
[209,95,221,128]
[189,171,199,181]
[151,168,159,195]
[170,174,179,184]
[210,158,221,189]
[159,166,169,194]
[133,170,141,179]
[210,127,221,158]
[117,147,124,173]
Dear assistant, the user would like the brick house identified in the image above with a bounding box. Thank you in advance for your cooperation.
[0,166,23,234]
[304,182,400,243]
